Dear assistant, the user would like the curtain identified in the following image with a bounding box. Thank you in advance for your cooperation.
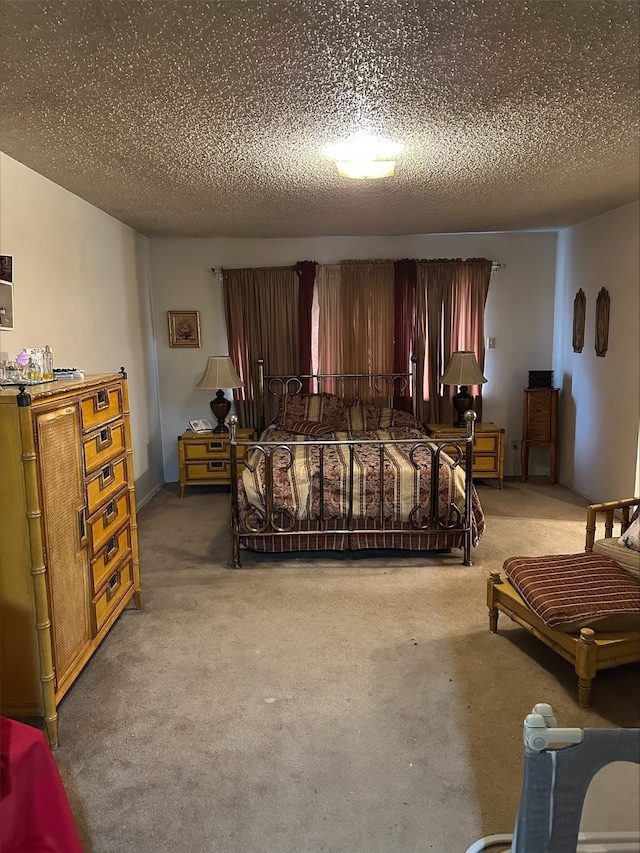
[294,261,316,390]
[223,266,298,429]
[393,259,417,411]
[316,264,343,394]
[417,258,491,424]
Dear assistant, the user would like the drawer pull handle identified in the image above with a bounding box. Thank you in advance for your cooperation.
[104,501,117,522]
[105,572,120,602]
[100,464,115,487]
[97,427,112,450]
[78,508,86,542]
[207,461,225,471]
[106,536,118,556]
[207,442,224,452]
[95,389,109,409]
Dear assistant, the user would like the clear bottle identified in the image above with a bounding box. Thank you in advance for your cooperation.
[43,345,54,380]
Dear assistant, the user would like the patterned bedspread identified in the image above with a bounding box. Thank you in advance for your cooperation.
[238,425,485,545]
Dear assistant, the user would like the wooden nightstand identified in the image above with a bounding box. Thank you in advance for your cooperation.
[178,428,255,497]
[424,422,505,489]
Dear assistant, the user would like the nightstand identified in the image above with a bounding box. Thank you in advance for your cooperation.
[424,422,505,489]
[177,428,255,497]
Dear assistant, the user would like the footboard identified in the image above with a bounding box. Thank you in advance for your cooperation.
[228,412,478,567]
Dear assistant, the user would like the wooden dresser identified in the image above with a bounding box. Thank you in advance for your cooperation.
[424,422,505,489]
[521,388,559,484]
[178,427,254,497]
[0,372,141,748]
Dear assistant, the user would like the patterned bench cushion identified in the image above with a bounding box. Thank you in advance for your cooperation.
[503,553,640,633]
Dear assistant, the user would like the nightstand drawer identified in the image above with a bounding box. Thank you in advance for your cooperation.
[474,435,498,453]
[185,460,232,480]
[472,454,498,474]
[184,438,229,459]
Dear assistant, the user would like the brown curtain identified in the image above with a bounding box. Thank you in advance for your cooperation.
[223,266,298,429]
[294,261,316,390]
[316,261,395,400]
[393,259,417,411]
[417,258,491,424]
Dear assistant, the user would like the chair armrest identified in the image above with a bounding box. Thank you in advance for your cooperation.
[585,497,640,551]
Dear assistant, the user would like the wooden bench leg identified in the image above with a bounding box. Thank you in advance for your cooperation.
[487,570,502,633]
[575,627,597,707]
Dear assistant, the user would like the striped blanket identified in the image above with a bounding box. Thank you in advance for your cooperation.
[240,426,480,538]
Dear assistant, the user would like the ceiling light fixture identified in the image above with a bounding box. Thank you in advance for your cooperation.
[322,131,404,180]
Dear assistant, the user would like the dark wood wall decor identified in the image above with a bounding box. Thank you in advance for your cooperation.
[572,288,586,353]
[595,287,610,357]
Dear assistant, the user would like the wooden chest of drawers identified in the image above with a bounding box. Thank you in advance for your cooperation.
[178,428,255,497]
[0,372,141,748]
[521,388,559,484]
[424,422,505,489]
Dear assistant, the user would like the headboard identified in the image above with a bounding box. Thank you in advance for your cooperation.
[257,357,418,434]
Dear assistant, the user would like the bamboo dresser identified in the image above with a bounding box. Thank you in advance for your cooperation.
[0,371,141,748]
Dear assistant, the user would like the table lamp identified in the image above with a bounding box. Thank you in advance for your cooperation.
[196,356,244,433]
[440,350,487,427]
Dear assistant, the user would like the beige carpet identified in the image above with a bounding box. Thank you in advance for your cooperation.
[52,477,639,853]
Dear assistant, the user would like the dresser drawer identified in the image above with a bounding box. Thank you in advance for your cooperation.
[90,522,132,594]
[80,384,124,432]
[88,488,131,554]
[83,421,126,475]
[184,438,229,460]
[185,460,232,481]
[86,455,128,516]
[93,558,134,632]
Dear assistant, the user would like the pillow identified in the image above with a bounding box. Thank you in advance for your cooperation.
[344,403,419,432]
[620,516,640,551]
[284,419,334,437]
[277,393,345,430]
[593,537,640,578]
[503,552,640,633]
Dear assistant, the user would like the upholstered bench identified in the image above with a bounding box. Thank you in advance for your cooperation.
[488,498,640,706]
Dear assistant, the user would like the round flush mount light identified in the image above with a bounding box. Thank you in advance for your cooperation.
[321,131,404,180]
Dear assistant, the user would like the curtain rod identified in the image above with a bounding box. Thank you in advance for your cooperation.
[212,262,505,278]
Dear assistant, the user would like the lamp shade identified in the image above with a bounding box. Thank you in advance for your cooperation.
[196,356,243,390]
[440,351,487,387]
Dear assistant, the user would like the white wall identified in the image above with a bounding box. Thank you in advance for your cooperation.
[149,231,558,482]
[554,200,639,501]
[0,154,164,505]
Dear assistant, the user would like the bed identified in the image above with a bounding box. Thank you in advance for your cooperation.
[487,497,640,706]
[228,362,485,567]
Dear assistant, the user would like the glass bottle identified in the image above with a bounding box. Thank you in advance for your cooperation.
[43,345,54,380]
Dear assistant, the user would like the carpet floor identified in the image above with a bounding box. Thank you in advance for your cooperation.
[52,477,639,853]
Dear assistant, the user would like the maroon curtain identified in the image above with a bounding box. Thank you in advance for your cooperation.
[295,261,317,391]
[393,260,416,412]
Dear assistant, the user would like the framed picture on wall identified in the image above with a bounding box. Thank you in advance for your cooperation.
[0,255,14,331]
[0,254,13,282]
[168,310,201,348]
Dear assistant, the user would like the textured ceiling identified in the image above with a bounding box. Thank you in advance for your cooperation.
[1,0,638,238]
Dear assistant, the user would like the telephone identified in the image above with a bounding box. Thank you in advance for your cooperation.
[189,418,214,433]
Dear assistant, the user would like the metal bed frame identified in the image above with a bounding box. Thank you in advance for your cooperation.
[228,362,478,568]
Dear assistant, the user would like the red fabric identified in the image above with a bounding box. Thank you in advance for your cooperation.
[0,717,84,853]
[393,260,416,412]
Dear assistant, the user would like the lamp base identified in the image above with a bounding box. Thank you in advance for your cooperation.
[209,390,231,433]
[452,386,474,428]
